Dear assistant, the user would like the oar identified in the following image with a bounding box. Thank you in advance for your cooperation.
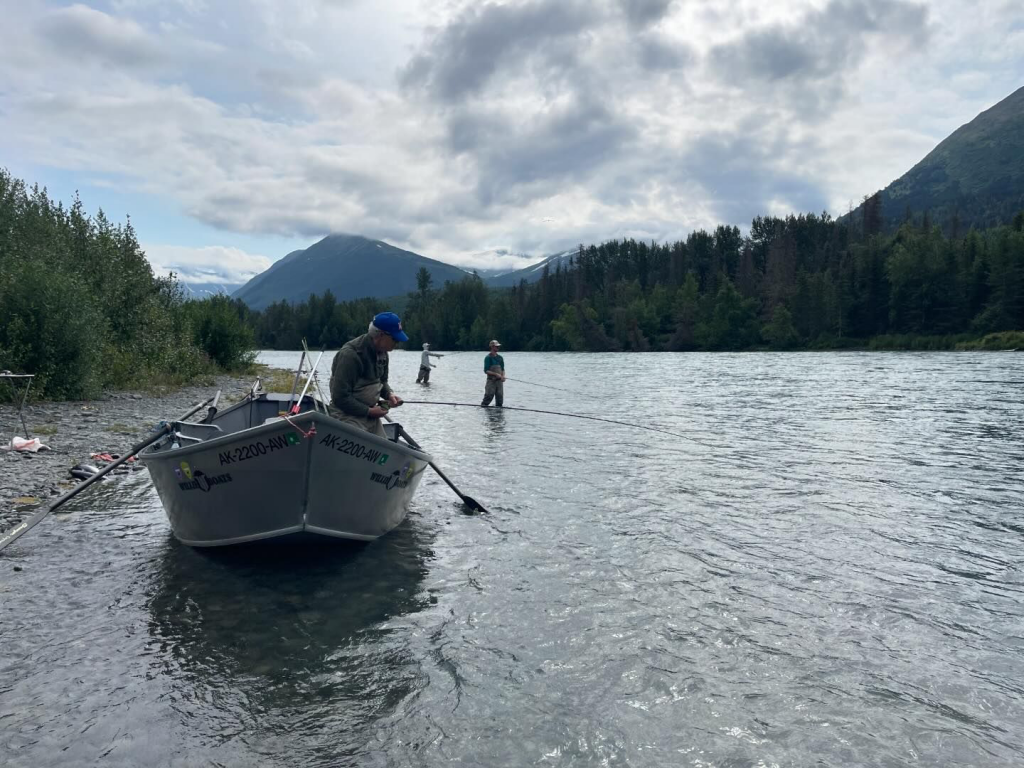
[0,393,218,554]
[202,390,222,424]
[384,415,488,513]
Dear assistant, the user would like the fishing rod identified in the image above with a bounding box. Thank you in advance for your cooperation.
[401,400,712,444]
[301,338,330,412]
[290,345,326,414]
[285,345,307,414]
[504,377,590,398]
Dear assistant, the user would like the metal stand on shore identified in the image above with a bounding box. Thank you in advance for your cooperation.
[0,371,35,439]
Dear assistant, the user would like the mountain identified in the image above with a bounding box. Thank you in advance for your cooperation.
[850,86,1024,232]
[484,249,577,287]
[232,234,473,310]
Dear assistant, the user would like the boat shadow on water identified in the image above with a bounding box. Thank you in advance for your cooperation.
[144,517,436,736]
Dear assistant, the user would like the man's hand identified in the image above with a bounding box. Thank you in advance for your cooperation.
[387,393,403,408]
[368,405,389,419]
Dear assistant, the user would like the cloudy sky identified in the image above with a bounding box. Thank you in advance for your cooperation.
[1,0,1021,284]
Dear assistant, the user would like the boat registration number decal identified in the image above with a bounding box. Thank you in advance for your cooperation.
[319,433,389,465]
[218,432,301,466]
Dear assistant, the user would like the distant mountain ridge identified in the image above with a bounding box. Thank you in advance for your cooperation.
[232,234,474,310]
[484,249,577,287]
[232,234,575,308]
[849,85,1024,232]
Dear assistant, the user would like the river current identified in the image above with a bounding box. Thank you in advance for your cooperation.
[2,351,1022,767]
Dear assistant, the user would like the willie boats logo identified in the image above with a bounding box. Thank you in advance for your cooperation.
[369,461,415,491]
[175,461,233,493]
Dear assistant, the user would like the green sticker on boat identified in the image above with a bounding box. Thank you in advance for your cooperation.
[285,432,300,445]
[378,454,389,465]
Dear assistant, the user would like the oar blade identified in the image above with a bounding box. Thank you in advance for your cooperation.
[459,494,487,514]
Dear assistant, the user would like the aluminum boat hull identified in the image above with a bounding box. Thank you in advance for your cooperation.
[141,394,431,546]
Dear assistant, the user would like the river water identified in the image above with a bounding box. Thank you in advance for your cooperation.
[2,351,1022,767]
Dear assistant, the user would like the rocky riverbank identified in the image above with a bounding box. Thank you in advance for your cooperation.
[0,374,256,541]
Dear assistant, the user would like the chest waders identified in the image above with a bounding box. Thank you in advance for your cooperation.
[333,379,388,438]
[482,366,504,407]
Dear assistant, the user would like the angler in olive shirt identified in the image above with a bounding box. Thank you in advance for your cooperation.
[329,312,406,437]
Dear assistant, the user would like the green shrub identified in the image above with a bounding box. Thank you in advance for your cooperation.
[187,296,257,371]
[0,260,106,399]
[955,331,1024,350]
[0,169,256,400]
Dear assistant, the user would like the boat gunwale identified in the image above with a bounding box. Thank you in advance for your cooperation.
[139,408,433,464]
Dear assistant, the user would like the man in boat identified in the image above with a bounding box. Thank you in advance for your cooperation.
[416,342,444,383]
[481,339,505,407]
[329,312,406,437]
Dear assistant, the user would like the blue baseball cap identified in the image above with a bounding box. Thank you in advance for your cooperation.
[372,311,409,342]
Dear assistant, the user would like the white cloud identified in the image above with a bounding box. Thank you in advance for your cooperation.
[144,244,272,284]
[1,0,1022,269]
[444,248,544,272]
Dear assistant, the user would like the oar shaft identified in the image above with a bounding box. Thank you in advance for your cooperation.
[387,420,486,513]
[202,390,222,423]
[177,393,220,423]
[0,430,167,552]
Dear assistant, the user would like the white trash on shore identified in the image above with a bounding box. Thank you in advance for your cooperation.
[2,436,50,453]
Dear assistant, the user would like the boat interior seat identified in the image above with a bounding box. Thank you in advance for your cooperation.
[174,422,223,433]
[173,422,224,442]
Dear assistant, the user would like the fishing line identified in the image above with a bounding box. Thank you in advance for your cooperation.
[399,399,713,445]
[503,377,591,398]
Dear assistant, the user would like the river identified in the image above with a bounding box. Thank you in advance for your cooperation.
[1,351,1022,766]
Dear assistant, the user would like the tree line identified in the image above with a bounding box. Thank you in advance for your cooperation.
[0,169,255,399]
[243,201,1024,352]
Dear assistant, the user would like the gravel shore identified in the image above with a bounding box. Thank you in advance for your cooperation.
[0,374,256,540]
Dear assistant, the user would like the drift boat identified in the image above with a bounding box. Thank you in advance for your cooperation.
[140,389,431,546]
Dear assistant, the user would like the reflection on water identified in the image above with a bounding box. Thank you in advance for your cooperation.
[2,352,1023,767]
[145,526,435,764]
[481,406,507,437]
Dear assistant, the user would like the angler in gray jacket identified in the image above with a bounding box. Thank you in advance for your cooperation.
[416,342,445,383]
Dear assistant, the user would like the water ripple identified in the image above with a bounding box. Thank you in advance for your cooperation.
[1,351,1022,766]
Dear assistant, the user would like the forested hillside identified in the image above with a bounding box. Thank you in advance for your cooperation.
[848,86,1024,234]
[0,170,255,399]
[240,211,1024,352]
